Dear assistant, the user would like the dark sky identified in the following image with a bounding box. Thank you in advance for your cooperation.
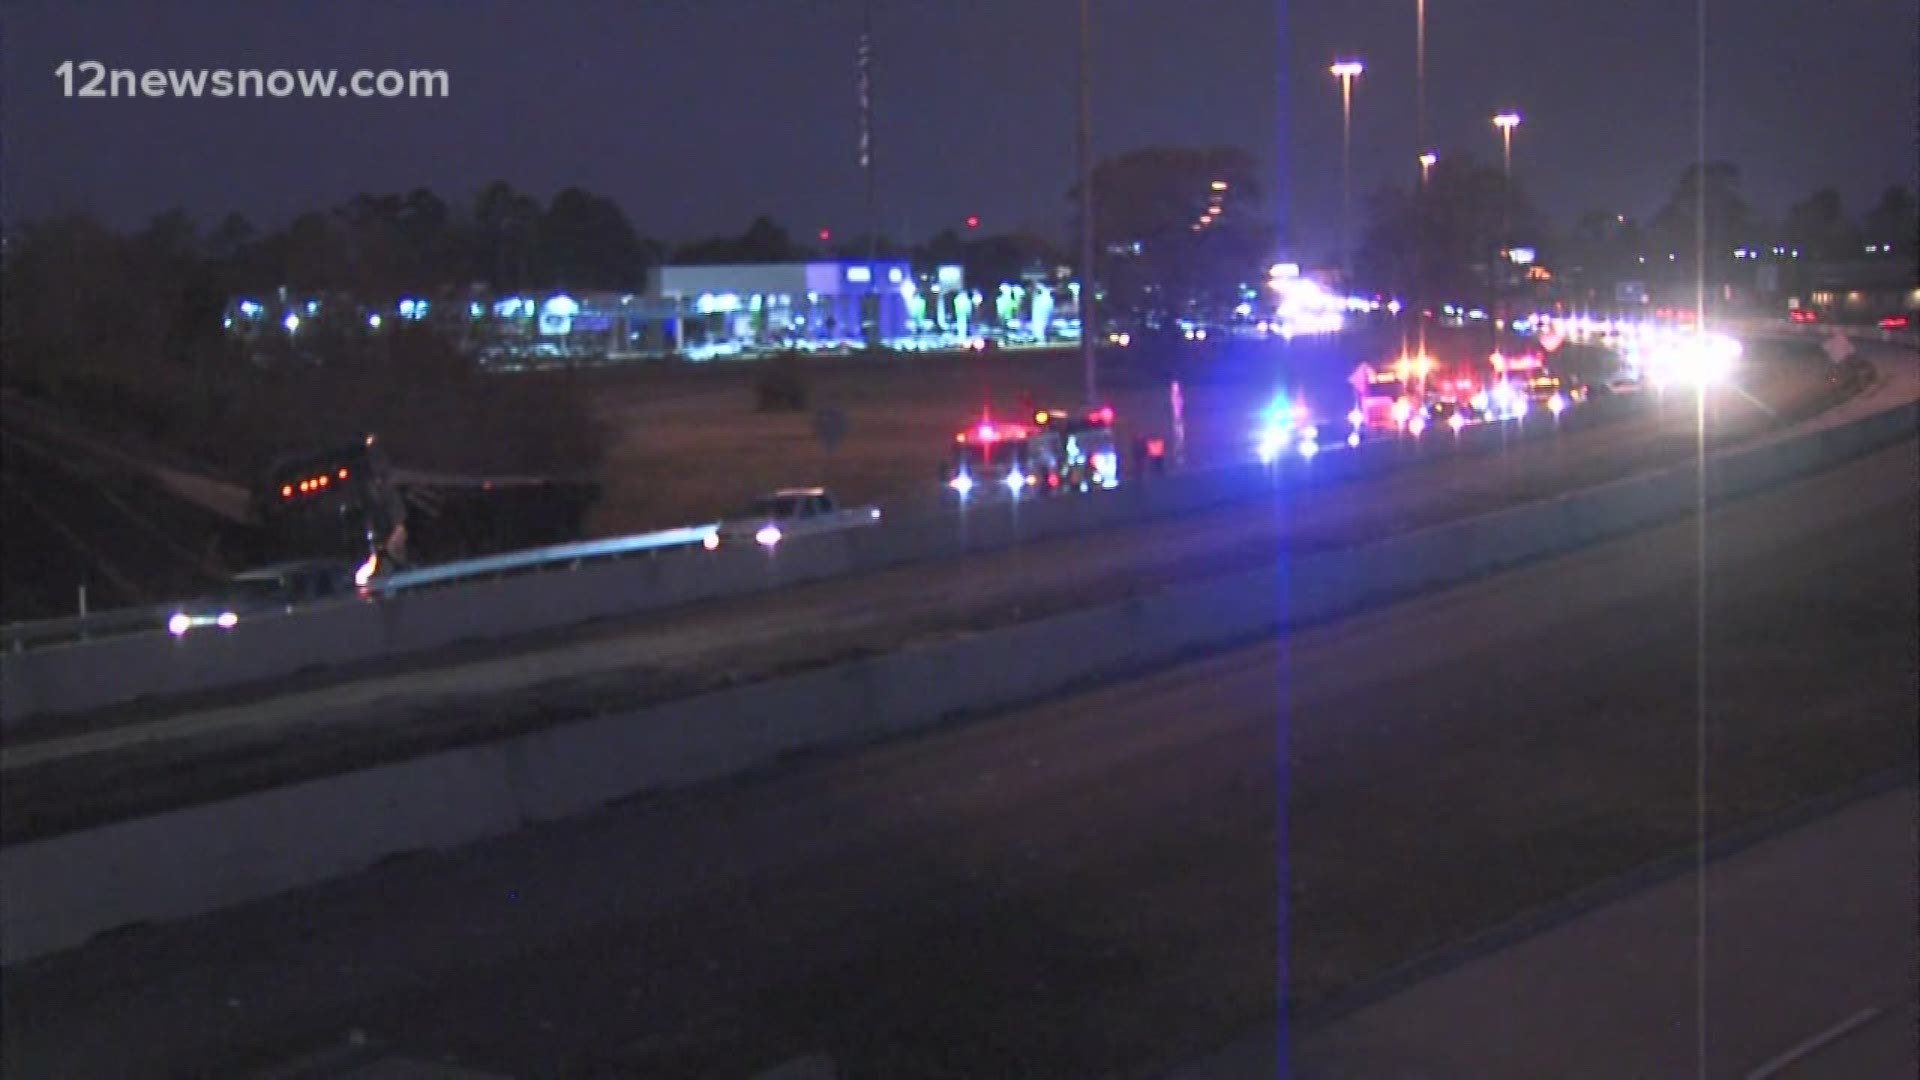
[5,0,1915,258]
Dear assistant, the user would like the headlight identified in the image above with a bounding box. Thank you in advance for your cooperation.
[168,613,192,637]
[1548,392,1567,415]
[755,525,782,547]
[1408,416,1427,436]
[702,532,721,551]
[216,611,239,629]
[1257,425,1291,463]
[949,473,975,495]
[1448,412,1466,433]
[1298,438,1320,459]
[1005,471,1028,493]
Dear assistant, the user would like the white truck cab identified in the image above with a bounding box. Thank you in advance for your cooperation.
[706,488,881,550]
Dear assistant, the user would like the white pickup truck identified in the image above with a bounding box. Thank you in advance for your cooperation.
[703,488,882,550]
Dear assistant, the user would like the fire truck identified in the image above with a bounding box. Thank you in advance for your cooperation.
[1484,351,1578,417]
[1349,359,1436,440]
[252,434,600,582]
[943,405,1120,499]
[1348,353,1503,441]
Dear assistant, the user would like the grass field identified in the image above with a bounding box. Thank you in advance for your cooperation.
[576,324,1502,534]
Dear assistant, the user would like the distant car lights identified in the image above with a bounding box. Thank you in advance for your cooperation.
[1640,328,1742,388]
[168,610,239,637]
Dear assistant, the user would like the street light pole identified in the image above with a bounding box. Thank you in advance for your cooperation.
[1416,0,1427,169]
[1331,59,1364,285]
[1077,0,1098,405]
[1494,111,1521,180]
[1491,111,1522,360]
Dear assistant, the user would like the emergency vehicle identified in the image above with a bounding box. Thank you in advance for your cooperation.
[944,406,1120,498]
[1255,394,1320,462]
[1349,359,1437,439]
[1486,351,1578,416]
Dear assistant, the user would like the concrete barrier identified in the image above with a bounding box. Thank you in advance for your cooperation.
[4,394,1912,966]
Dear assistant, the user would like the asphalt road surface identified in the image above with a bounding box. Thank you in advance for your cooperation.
[2,345,1864,840]
[4,430,1912,1077]
[1279,783,1919,1080]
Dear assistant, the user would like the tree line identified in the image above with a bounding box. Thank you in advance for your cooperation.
[1359,157,1917,306]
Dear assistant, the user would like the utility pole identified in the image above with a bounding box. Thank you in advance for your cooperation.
[859,1,878,347]
[1077,0,1098,404]
[1416,0,1429,355]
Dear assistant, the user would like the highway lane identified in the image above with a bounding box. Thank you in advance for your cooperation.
[1283,784,1918,1079]
[0,348,1855,839]
[4,436,1912,1078]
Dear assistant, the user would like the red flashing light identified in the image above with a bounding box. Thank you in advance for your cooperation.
[819,228,832,243]
[1145,437,1166,457]
[960,419,1034,445]
[338,468,349,480]
[1088,405,1115,426]
[1047,473,1061,488]
[965,215,980,229]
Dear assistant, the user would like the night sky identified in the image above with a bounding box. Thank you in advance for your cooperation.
[5,0,1915,259]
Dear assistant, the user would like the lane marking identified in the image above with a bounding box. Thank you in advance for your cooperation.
[1743,1005,1884,1080]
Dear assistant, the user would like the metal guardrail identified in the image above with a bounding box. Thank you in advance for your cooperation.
[2,604,183,652]
[2,522,724,652]
[374,523,720,593]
